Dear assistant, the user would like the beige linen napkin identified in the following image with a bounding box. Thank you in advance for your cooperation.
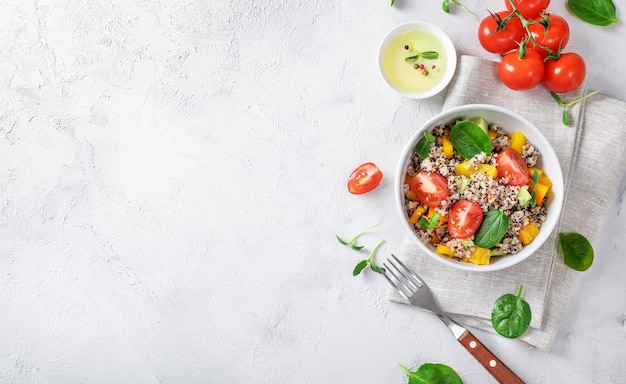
[389,55,626,351]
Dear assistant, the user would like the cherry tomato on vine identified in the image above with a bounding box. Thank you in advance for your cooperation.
[448,200,483,239]
[347,162,383,194]
[496,147,531,186]
[478,11,526,54]
[505,0,550,19]
[543,52,586,93]
[498,49,545,91]
[409,170,451,208]
[528,13,570,58]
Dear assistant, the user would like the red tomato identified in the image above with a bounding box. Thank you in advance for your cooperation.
[478,11,526,54]
[528,14,570,58]
[448,200,484,239]
[409,170,451,208]
[543,52,586,93]
[498,49,545,91]
[505,0,550,19]
[496,147,530,186]
[347,162,383,195]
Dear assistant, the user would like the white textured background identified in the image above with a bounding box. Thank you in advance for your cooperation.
[1,1,625,383]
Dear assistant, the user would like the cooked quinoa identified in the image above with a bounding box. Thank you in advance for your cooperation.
[403,120,548,264]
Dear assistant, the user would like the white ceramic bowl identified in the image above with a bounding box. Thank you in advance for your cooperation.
[395,104,564,271]
[378,22,457,99]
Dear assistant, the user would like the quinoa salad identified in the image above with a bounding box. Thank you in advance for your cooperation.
[402,117,553,265]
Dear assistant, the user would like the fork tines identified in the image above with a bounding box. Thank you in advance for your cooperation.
[383,254,424,301]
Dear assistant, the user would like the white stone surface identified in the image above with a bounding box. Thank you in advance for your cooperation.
[0,1,624,383]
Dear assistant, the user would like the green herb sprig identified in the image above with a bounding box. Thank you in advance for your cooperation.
[398,362,462,384]
[419,212,440,230]
[442,0,477,19]
[567,0,618,26]
[337,222,386,275]
[404,42,439,63]
[551,90,600,126]
[491,285,532,339]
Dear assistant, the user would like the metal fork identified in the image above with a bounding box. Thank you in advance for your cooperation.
[383,254,525,384]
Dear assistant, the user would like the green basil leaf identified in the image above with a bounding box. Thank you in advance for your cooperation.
[414,132,434,159]
[450,120,492,159]
[420,51,440,60]
[567,0,618,26]
[491,286,531,339]
[352,259,368,276]
[399,363,462,384]
[474,210,509,248]
[559,232,594,271]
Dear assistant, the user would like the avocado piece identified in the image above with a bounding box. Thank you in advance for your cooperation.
[517,186,532,207]
[470,116,489,134]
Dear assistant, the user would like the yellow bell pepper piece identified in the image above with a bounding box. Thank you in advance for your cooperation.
[487,130,497,139]
[477,164,498,178]
[408,205,427,224]
[509,132,527,154]
[534,183,550,206]
[442,137,454,159]
[519,222,540,245]
[469,246,491,265]
[435,244,456,257]
[454,162,497,179]
[538,174,552,189]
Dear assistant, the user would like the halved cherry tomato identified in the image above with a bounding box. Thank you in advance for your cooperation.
[505,0,550,19]
[409,170,451,208]
[478,11,526,54]
[542,52,586,93]
[528,13,570,58]
[498,49,545,91]
[496,147,530,186]
[448,200,484,239]
[347,162,383,195]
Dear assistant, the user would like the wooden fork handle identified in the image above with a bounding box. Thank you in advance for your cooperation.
[457,329,525,384]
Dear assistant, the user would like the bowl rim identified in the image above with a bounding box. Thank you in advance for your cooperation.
[395,104,565,272]
[378,21,457,99]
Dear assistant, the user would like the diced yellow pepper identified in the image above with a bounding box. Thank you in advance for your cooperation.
[435,244,456,257]
[519,222,540,245]
[454,161,474,177]
[477,164,498,178]
[538,174,552,189]
[534,183,550,206]
[441,137,454,159]
[469,246,491,265]
[408,205,427,224]
[529,167,543,178]
[509,132,527,154]
[487,130,497,139]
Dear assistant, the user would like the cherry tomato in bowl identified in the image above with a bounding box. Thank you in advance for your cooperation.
[543,52,586,93]
[448,200,484,239]
[409,170,451,207]
[498,49,545,91]
[496,147,531,186]
[478,11,526,54]
[347,162,383,194]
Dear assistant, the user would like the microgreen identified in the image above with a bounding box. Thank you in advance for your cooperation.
[336,222,382,250]
[551,90,600,126]
[474,210,509,249]
[419,212,440,230]
[559,232,594,271]
[442,0,477,19]
[353,239,386,276]
[414,131,436,159]
[491,285,532,339]
[398,363,462,384]
[404,42,439,62]
[567,0,618,26]
[450,120,492,159]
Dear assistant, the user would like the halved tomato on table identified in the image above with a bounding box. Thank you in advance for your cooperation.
[409,170,451,208]
[347,162,383,195]
[496,147,530,186]
[448,200,484,239]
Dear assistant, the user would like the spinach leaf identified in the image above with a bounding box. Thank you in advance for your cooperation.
[474,210,509,248]
[559,232,594,271]
[414,131,436,159]
[450,120,492,159]
[398,363,462,384]
[491,285,531,339]
[567,0,618,26]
